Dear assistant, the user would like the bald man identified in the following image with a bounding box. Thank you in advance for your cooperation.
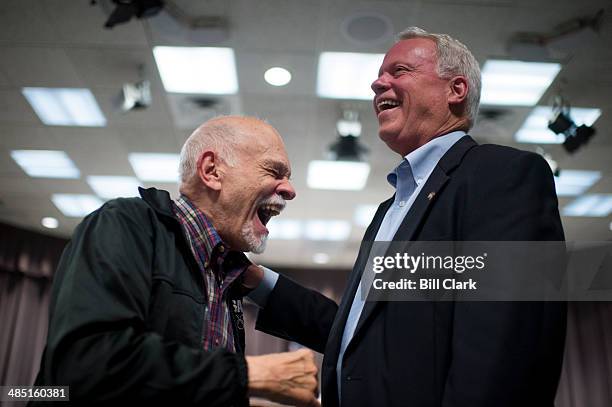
[32,116,320,406]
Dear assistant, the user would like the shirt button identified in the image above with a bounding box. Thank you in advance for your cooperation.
[204,261,209,268]
[398,201,406,207]
[218,245,225,253]
[215,339,220,345]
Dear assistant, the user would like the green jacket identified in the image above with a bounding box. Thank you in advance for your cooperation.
[32,187,249,406]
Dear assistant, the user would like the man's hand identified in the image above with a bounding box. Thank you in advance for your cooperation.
[246,348,320,407]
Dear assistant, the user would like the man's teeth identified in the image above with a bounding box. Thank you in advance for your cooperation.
[257,204,283,226]
[259,204,281,217]
[377,99,400,111]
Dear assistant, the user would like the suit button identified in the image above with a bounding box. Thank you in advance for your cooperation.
[346,376,352,381]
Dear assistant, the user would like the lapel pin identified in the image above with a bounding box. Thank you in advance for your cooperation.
[427,192,436,201]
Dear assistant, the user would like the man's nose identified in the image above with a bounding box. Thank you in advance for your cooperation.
[371,72,391,94]
[277,180,296,201]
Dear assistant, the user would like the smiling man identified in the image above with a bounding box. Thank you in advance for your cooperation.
[32,116,320,406]
[247,27,567,406]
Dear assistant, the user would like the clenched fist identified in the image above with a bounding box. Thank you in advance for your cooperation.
[246,348,320,407]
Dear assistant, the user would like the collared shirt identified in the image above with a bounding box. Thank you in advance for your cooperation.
[173,195,247,352]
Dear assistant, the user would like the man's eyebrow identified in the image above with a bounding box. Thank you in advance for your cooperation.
[262,159,291,177]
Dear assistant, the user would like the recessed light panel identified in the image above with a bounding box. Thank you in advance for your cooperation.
[87,176,142,199]
[153,46,239,94]
[562,194,612,217]
[307,160,370,190]
[22,87,107,126]
[11,150,80,179]
[52,194,104,217]
[316,52,384,100]
[481,60,561,106]
[267,218,303,240]
[304,220,351,241]
[554,170,601,197]
[267,219,351,241]
[128,153,180,182]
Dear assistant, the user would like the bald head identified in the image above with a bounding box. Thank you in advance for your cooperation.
[178,115,281,188]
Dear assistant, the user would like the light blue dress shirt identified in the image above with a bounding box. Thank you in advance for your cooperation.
[248,131,467,403]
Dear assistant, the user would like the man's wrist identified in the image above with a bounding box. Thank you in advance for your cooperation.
[247,266,279,308]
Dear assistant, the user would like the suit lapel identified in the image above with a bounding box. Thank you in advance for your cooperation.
[350,135,478,344]
[322,197,393,368]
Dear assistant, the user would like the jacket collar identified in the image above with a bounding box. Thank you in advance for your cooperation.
[138,187,176,219]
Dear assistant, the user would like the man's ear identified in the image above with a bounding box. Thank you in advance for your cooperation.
[197,151,222,191]
[448,75,468,105]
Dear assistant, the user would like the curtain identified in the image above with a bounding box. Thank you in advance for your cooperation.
[0,222,67,388]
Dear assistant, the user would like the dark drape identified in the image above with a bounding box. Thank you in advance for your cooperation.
[0,222,610,405]
[0,222,68,388]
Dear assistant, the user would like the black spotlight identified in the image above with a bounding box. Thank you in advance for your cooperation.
[563,124,596,153]
[547,110,574,135]
[548,96,597,154]
[329,135,368,162]
[105,0,164,29]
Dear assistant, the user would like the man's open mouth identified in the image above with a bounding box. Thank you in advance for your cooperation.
[256,204,282,226]
[376,98,401,114]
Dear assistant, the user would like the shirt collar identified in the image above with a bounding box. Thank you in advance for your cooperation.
[387,130,466,189]
[173,195,225,264]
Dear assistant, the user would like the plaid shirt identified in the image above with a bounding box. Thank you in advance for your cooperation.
[172,195,247,352]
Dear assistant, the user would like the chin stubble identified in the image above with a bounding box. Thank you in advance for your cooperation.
[241,222,268,254]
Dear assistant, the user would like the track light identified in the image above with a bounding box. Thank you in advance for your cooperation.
[328,110,368,161]
[103,0,164,29]
[548,96,596,154]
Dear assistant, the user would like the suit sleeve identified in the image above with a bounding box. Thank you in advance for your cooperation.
[39,203,247,405]
[255,275,338,353]
[442,152,567,406]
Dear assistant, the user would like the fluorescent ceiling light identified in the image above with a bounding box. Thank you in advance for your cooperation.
[562,194,612,217]
[515,106,602,144]
[128,153,180,182]
[480,60,561,106]
[11,150,80,179]
[267,218,303,240]
[22,87,106,126]
[264,67,292,86]
[41,217,59,229]
[354,204,378,227]
[87,176,142,199]
[554,170,601,197]
[267,218,351,241]
[316,52,384,100]
[313,253,330,264]
[153,46,238,94]
[307,160,370,190]
[304,220,351,241]
[52,194,104,217]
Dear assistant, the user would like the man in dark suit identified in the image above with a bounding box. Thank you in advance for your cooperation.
[245,27,566,406]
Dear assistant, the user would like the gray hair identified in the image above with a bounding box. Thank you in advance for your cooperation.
[397,27,481,128]
[178,118,239,185]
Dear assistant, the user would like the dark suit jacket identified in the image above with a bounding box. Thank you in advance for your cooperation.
[256,136,567,407]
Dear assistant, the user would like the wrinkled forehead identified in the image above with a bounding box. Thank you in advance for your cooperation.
[236,124,289,160]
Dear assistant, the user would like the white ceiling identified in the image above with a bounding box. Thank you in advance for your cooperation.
[1,0,611,268]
